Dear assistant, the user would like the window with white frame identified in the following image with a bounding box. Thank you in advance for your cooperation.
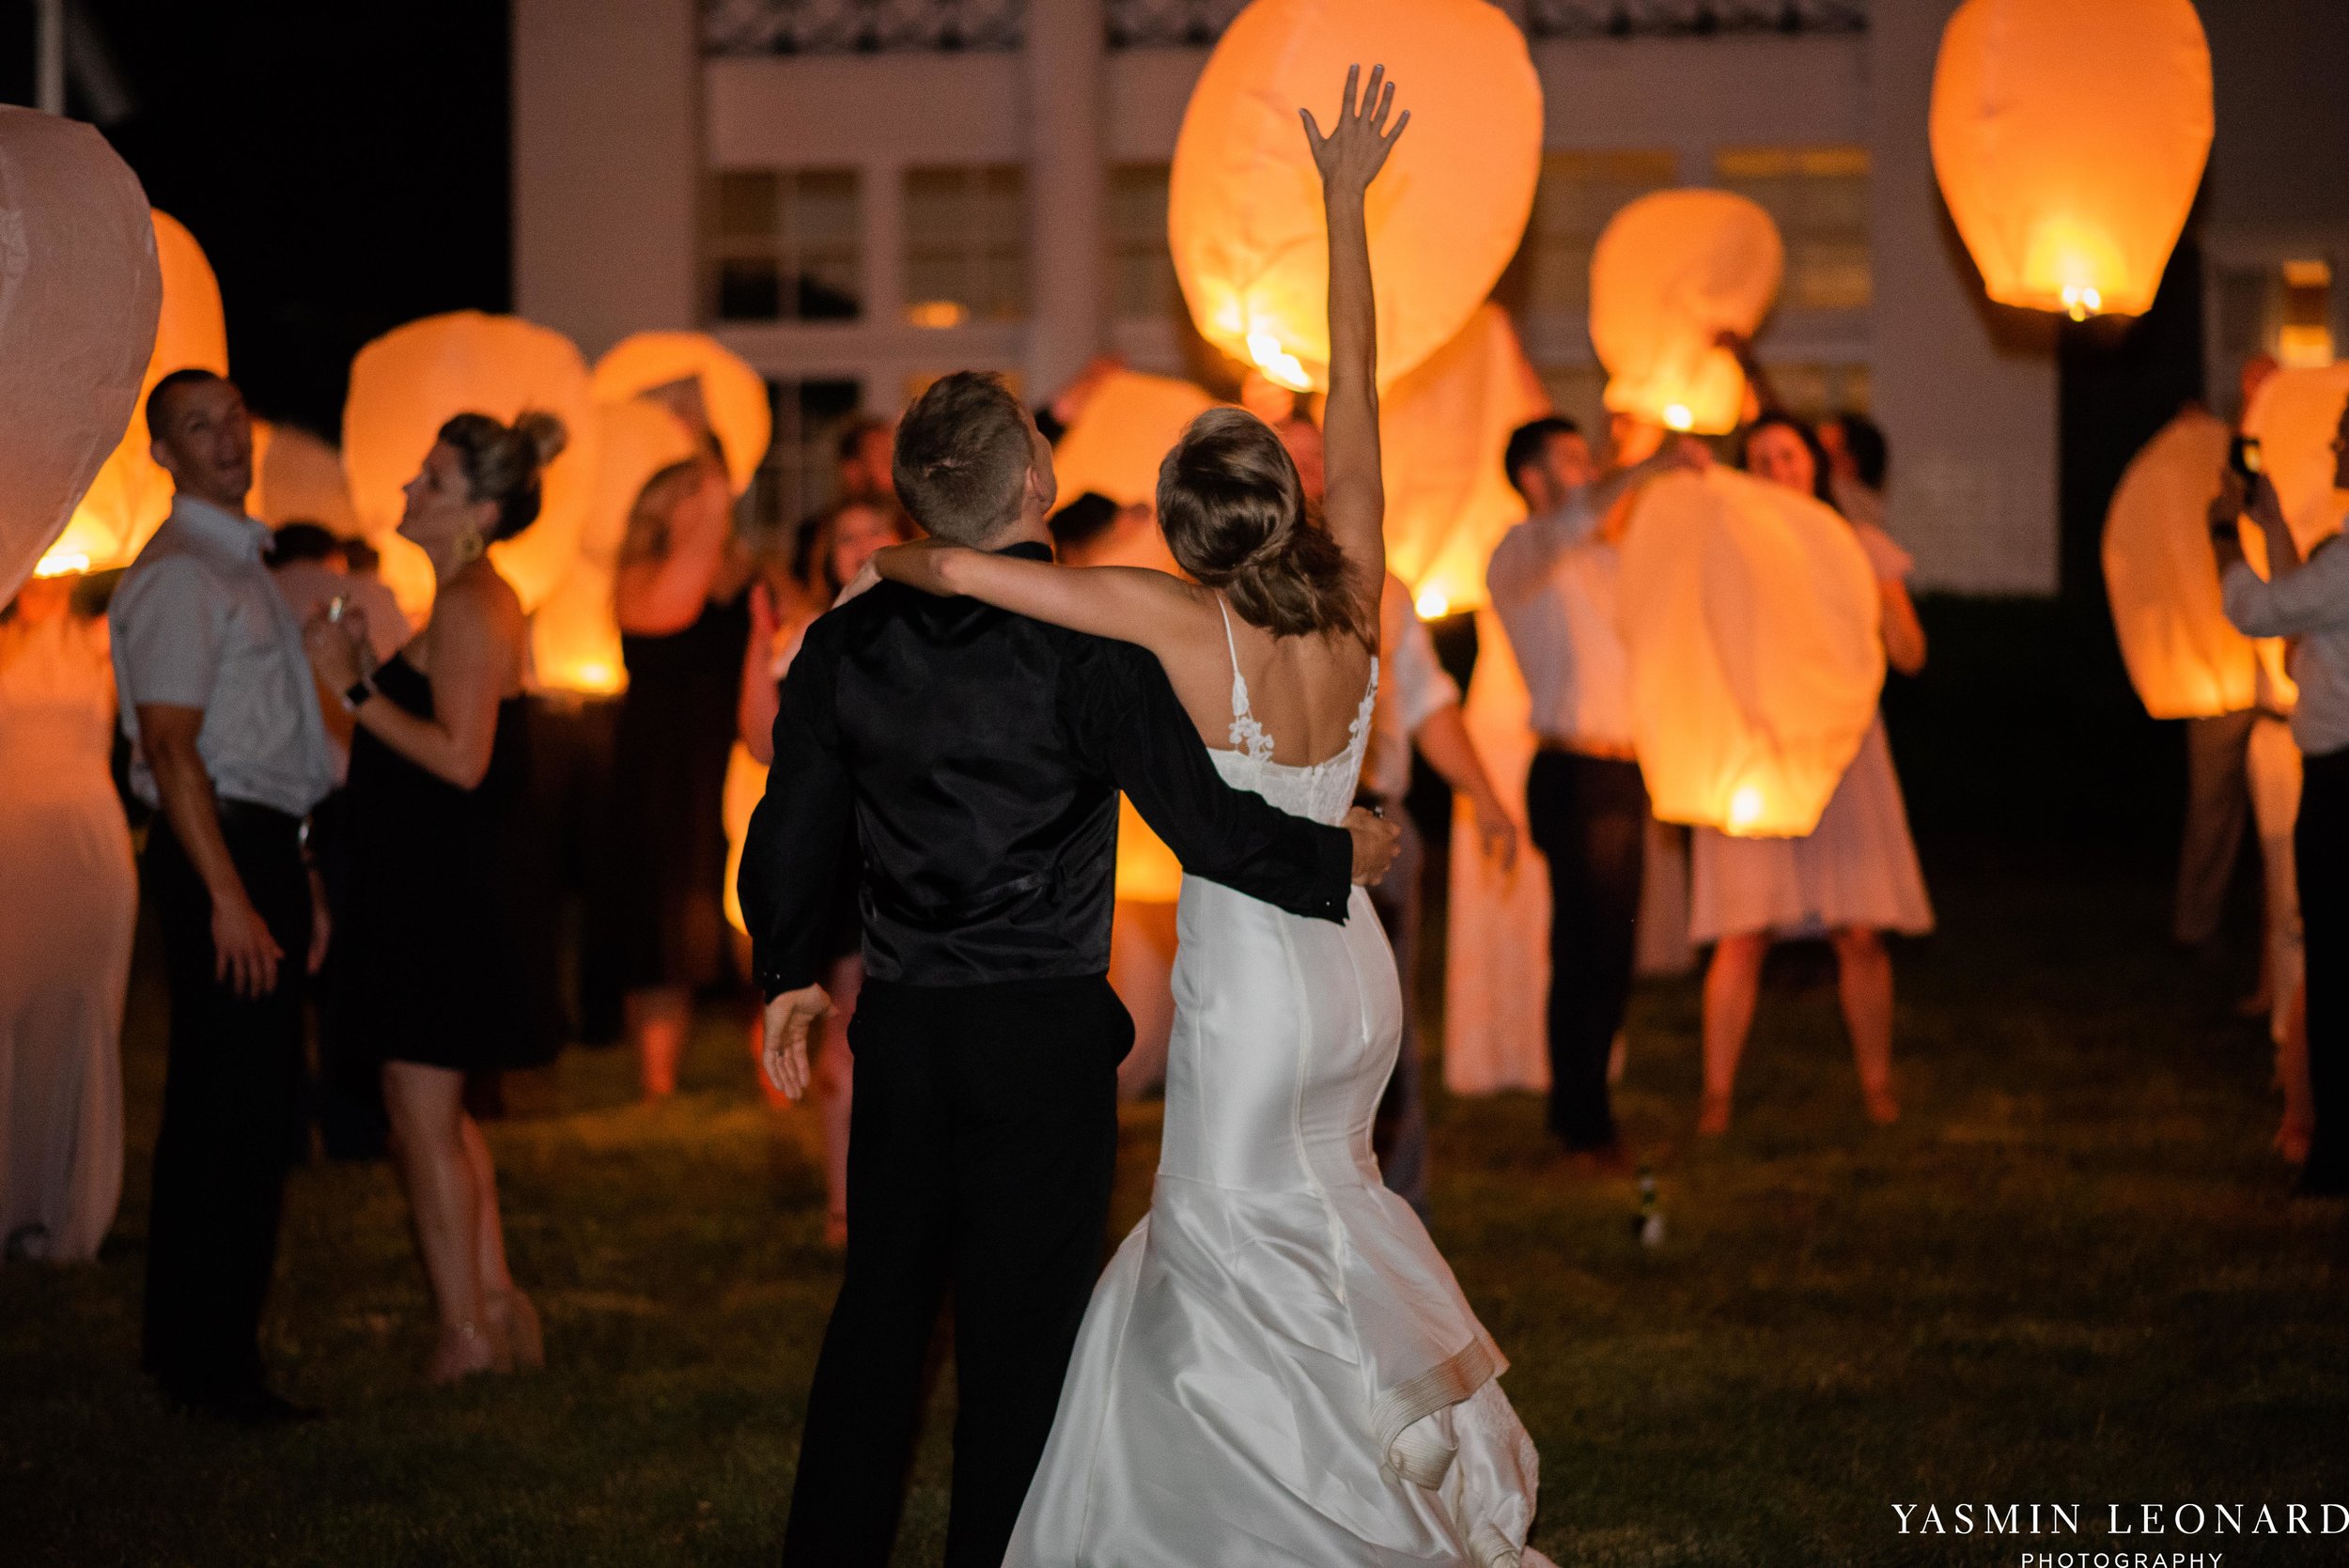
[708,169,863,323]
[1111,163,1178,322]
[1517,150,1681,321]
[1713,146,1871,314]
[903,165,1028,327]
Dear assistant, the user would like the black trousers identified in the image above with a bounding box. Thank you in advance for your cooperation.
[1526,751,1647,1150]
[2298,747,2349,1195]
[780,974,1128,1568]
[140,803,313,1401]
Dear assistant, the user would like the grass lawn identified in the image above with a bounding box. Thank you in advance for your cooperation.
[7,836,2342,1566]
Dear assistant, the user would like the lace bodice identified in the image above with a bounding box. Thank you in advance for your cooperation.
[1208,598,1377,826]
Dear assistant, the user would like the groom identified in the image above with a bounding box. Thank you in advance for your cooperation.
[742,371,1398,1567]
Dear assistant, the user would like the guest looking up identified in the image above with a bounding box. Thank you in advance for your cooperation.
[1693,412,1932,1135]
[1489,414,1706,1168]
[614,458,753,1098]
[304,411,568,1381]
[2216,391,2349,1198]
[0,566,135,1264]
[2176,354,2284,958]
[108,368,336,1425]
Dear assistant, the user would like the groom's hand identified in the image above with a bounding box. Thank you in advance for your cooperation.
[762,984,833,1101]
[1343,806,1402,887]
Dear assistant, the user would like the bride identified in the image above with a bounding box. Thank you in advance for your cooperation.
[866,67,1553,1566]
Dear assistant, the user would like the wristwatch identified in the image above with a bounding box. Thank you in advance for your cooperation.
[342,675,376,712]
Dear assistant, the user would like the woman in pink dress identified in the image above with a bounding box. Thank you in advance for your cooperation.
[1691,412,1933,1134]
[0,567,136,1262]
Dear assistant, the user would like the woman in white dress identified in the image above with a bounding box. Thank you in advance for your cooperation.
[870,69,1552,1568]
[0,567,136,1262]
[1691,412,1934,1134]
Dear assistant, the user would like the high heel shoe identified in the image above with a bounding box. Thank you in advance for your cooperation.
[428,1319,498,1386]
[485,1288,545,1373]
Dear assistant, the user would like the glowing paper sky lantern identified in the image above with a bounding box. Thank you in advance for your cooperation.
[1930,0,2212,321]
[1619,469,1884,838]
[344,311,599,618]
[591,332,772,496]
[248,421,360,535]
[1590,190,1782,437]
[532,397,701,697]
[1380,303,1550,618]
[2244,363,2349,557]
[1168,0,1541,393]
[43,208,225,578]
[0,109,161,600]
[2102,408,2260,721]
[1051,371,1217,509]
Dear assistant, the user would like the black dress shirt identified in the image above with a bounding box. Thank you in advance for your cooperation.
[742,543,1354,994]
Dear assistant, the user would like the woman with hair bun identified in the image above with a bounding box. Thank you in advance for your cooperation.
[865,68,1554,1565]
[304,410,567,1385]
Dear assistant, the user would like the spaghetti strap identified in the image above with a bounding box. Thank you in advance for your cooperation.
[1216,595,1273,761]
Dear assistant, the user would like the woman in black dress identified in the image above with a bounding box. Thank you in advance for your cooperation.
[305,411,566,1384]
[612,458,752,1098]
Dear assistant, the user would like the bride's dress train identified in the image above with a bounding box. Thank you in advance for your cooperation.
[1006,624,1554,1567]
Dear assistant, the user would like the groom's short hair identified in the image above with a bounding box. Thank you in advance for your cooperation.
[892,372,1034,545]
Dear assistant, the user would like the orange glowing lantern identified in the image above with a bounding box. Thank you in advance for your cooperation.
[1589,190,1782,437]
[1618,469,1884,838]
[1051,371,1217,509]
[532,398,701,697]
[248,421,361,535]
[2102,408,2260,720]
[591,332,773,496]
[1930,0,2212,321]
[1167,0,1542,393]
[1379,303,1550,617]
[2244,363,2349,557]
[343,311,599,619]
[0,109,161,599]
[45,208,226,577]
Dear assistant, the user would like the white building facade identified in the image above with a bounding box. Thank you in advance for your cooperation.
[518,0,2068,595]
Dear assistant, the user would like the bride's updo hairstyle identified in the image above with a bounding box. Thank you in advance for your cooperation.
[437,409,569,542]
[1156,407,1362,641]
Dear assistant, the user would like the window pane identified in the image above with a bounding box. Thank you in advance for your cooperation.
[1715,146,1871,316]
[716,257,783,321]
[1111,163,1175,321]
[902,165,1029,321]
[716,171,779,240]
[1519,150,1678,319]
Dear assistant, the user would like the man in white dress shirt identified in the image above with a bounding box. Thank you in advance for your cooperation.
[1363,573,1517,1215]
[109,369,335,1423]
[1488,417,1702,1167]
[2216,402,2349,1197]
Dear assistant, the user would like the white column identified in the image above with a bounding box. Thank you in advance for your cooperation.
[512,0,700,356]
[1024,0,1108,401]
[1867,0,2059,595]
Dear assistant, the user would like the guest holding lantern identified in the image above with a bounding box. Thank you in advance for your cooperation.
[0,562,135,1264]
[614,458,754,1099]
[1490,414,1707,1166]
[2216,392,2349,1198]
[110,369,336,1425]
[1691,412,1933,1136]
[304,411,568,1383]
[739,497,913,1248]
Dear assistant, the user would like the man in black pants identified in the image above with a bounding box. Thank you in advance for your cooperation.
[107,369,335,1423]
[740,372,1397,1567]
[1488,417,1703,1169]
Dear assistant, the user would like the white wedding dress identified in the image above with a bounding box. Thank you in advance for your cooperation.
[1005,604,1554,1567]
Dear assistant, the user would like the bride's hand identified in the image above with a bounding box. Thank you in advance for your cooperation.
[834,558,883,605]
[1300,64,1409,203]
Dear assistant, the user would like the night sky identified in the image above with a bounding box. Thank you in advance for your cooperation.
[5,0,514,438]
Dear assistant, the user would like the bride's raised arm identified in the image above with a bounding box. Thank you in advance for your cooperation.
[871,538,1210,664]
[1301,64,1408,631]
